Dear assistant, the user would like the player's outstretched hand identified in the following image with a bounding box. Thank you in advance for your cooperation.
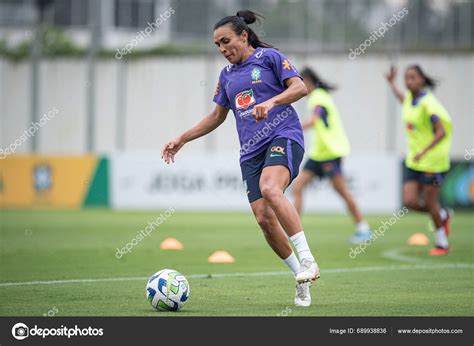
[161,137,185,164]
[385,65,397,84]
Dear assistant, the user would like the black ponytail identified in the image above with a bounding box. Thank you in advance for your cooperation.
[300,67,336,92]
[407,64,438,89]
[214,9,273,49]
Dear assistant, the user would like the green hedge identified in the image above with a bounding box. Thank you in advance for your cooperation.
[0,25,208,62]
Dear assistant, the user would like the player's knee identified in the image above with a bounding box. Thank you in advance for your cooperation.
[260,183,283,203]
[403,197,418,210]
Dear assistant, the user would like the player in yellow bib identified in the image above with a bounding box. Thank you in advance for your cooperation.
[386,65,452,256]
[292,68,372,244]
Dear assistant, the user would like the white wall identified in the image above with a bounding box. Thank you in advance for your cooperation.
[110,153,401,212]
[1,53,473,158]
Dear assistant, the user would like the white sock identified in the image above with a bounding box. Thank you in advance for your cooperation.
[435,227,449,248]
[289,231,314,262]
[439,208,448,221]
[283,252,301,276]
[356,220,370,234]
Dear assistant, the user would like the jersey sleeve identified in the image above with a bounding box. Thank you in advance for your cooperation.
[213,70,231,109]
[266,49,301,86]
[423,96,436,114]
[315,106,329,128]
[422,96,441,126]
[430,114,440,123]
[307,92,325,113]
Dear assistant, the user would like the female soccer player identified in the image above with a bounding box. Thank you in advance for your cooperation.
[292,68,372,244]
[385,65,452,256]
[161,10,319,306]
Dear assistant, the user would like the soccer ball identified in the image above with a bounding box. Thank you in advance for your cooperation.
[145,269,190,311]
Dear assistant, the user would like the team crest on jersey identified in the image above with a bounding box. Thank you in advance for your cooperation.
[235,89,256,110]
[251,68,262,84]
[406,123,415,131]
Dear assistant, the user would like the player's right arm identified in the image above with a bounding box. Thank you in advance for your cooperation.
[161,104,229,164]
[385,65,405,103]
[301,105,324,130]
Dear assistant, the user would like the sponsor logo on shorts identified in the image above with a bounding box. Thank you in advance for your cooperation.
[270,146,285,157]
[243,180,250,195]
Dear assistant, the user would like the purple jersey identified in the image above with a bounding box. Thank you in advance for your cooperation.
[213,47,305,164]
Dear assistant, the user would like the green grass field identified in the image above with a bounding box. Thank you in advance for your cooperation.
[0,209,472,316]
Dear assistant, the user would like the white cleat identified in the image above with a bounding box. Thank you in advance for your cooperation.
[294,281,311,307]
[295,258,320,283]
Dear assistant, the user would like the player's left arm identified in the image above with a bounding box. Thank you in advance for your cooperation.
[253,77,308,121]
[414,115,446,161]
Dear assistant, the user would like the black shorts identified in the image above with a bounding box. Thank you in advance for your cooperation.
[303,157,342,178]
[241,137,305,203]
[403,166,445,186]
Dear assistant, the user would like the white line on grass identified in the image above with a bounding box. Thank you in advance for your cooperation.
[0,263,472,288]
[381,247,427,263]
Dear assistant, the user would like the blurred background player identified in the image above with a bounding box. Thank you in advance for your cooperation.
[385,65,452,256]
[161,10,319,306]
[292,68,372,244]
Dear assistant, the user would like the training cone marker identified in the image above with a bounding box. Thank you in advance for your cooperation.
[208,250,235,263]
[407,232,429,246]
[160,237,183,250]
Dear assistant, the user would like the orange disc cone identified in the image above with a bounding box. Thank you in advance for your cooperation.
[160,237,183,250]
[208,250,235,263]
[408,232,429,246]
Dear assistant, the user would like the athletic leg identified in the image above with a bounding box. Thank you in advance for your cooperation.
[330,175,365,224]
[292,170,314,216]
[250,198,294,260]
[260,165,319,283]
[423,183,449,255]
[328,164,371,244]
[403,181,427,212]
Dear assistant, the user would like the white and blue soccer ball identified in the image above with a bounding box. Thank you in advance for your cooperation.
[146,269,190,311]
